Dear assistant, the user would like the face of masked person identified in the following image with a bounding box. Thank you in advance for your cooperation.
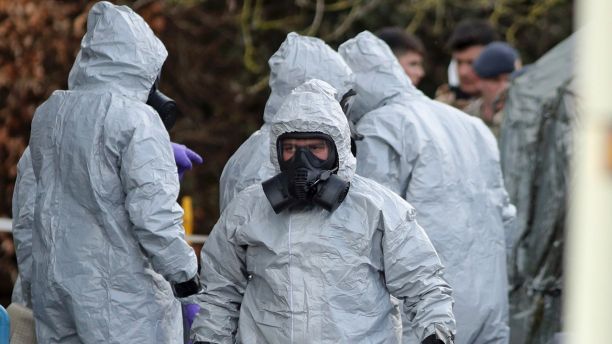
[281,138,330,162]
[262,132,350,213]
[279,135,335,200]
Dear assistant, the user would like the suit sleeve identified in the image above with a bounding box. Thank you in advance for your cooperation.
[190,206,247,344]
[382,207,456,343]
[119,112,197,283]
[11,147,36,308]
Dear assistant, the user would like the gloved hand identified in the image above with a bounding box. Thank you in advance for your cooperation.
[184,303,200,329]
[172,142,203,180]
[183,303,201,344]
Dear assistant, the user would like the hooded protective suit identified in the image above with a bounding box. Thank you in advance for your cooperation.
[11,147,198,302]
[339,32,515,344]
[218,32,353,211]
[27,2,197,343]
[191,79,456,344]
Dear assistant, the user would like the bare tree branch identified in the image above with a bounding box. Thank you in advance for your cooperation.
[324,0,383,41]
[304,0,325,36]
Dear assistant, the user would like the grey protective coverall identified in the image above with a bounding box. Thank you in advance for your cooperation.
[11,148,35,309]
[339,32,516,344]
[26,2,197,343]
[191,79,456,344]
[218,32,353,211]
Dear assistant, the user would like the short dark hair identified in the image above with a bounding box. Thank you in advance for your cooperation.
[376,27,425,56]
[446,19,498,52]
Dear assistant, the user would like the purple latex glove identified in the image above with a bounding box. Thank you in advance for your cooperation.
[184,303,200,329]
[183,303,201,344]
[172,143,203,180]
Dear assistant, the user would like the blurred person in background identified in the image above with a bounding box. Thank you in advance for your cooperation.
[436,19,498,110]
[340,31,515,344]
[377,27,426,87]
[465,41,521,137]
[191,79,456,344]
[218,32,353,211]
[22,2,201,342]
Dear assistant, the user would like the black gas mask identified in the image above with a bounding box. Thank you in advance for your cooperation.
[262,132,350,214]
[339,89,363,157]
[146,75,179,130]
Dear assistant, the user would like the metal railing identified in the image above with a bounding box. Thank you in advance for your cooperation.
[0,218,207,244]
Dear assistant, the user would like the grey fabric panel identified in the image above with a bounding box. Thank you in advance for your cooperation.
[12,148,35,309]
[500,34,579,344]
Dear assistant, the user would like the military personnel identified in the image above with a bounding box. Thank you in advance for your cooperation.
[435,19,498,110]
[465,41,521,137]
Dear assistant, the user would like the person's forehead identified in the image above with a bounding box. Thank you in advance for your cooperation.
[453,45,484,60]
[399,51,423,60]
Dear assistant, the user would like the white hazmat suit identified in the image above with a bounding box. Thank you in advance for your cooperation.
[218,32,353,211]
[339,31,516,344]
[191,79,456,344]
[26,2,197,343]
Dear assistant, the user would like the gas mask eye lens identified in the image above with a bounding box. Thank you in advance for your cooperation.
[280,138,330,163]
[281,143,297,161]
[307,143,328,159]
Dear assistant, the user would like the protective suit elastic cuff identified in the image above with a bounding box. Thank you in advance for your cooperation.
[172,274,202,298]
[422,334,443,344]
[423,324,455,344]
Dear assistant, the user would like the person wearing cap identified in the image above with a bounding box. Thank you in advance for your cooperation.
[465,41,521,137]
[435,19,499,110]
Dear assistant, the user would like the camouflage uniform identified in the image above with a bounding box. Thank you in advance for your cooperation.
[463,88,508,138]
[435,83,478,111]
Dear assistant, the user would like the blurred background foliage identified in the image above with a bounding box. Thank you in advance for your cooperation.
[0,0,574,234]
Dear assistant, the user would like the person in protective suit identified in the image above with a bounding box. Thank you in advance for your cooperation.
[25,2,200,342]
[339,31,516,344]
[190,79,456,344]
[12,144,201,309]
[11,144,201,342]
[218,32,353,211]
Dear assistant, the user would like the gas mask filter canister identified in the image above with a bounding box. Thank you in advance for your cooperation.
[146,75,180,130]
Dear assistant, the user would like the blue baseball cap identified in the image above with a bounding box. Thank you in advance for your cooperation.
[473,41,519,78]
